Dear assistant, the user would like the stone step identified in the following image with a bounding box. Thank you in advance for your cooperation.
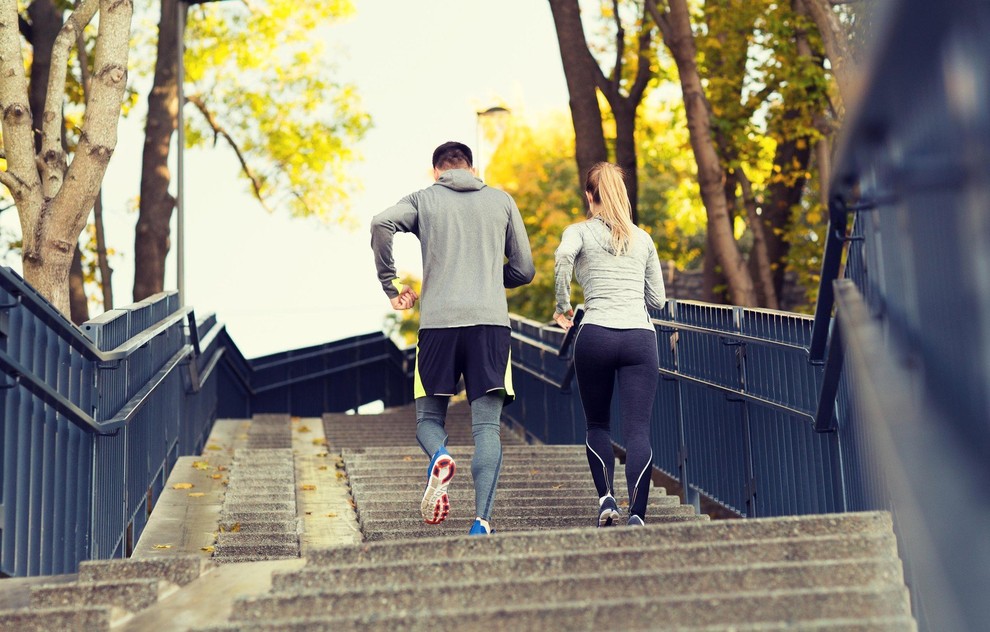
[215,533,299,546]
[349,487,667,503]
[212,543,300,559]
[244,558,901,619]
[287,534,896,588]
[78,556,206,586]
[342,445,589,456]
[202,585,910,630]
[345,460,596,473]
[685,618,918,631]
[216,520,298,534]
[349,479,613,493]
[0,607,110,632]
[303,512,893,566]
[218,502,295,513]
[359,504,698,528]
[220,511,299,522]
[30,578,161,613]
[354,494,682,514]
[362,514,709,540]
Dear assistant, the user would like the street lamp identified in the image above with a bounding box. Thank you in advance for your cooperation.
[475,106,510,182]
[176,0,234,306]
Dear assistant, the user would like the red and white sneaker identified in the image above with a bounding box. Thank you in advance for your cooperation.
[421,448,456,524]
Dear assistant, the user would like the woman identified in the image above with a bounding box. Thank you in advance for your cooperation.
[553,162,666,527]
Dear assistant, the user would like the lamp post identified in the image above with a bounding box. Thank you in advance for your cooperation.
[475,106,510,182]
[176,0,233,305]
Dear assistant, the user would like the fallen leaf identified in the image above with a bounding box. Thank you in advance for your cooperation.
[318,465,329,471]
[402,456,414,462]
[153,544,172,549]
[200,546,215,553]
[335,472,345,480]
[347,499,357,509]
[188,492,205,497]
[529,469,541,475]
[300,484,317,491]
[210,474,223,480]
[297,425,310,433]
[316,452,328,458]
[326,513,338,518]
[206,444,222,451]
[312,438,327,446]
[216,465,228,472]
[551,485,562,490]
[220,522,242,533]
[191,461,211,471]
[305,511,312,515]
[291,416,301,422]
[172,483,194,490]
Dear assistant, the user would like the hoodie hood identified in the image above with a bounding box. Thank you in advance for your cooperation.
[585,217,618,255]
[435,169,486,192]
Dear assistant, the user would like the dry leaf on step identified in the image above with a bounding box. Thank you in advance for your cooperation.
[191,461,210,470]
[172,483,194,490]
[188,492,205,497]
[300,484,317,491]
[153,544,172,549]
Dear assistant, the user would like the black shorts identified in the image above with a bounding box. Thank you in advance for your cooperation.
[415,325,514,403]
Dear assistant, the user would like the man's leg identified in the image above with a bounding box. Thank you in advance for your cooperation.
[416,395,456,525]
[470,391,504,530]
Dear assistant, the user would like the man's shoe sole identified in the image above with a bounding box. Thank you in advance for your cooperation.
[421,455,456,524]
[598,507,620,527]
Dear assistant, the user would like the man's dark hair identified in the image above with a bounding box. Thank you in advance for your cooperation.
[432,141,473,170]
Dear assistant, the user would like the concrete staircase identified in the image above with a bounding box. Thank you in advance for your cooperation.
[0,401,917,631]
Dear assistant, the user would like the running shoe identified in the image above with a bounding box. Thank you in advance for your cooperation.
[627,514,645,527]
[420,447,456,524]
[469,519,492,535]
[598,496,620,527]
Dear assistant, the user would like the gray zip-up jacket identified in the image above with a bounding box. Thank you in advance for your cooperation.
[371,169,535,329]
[554,218,666,331]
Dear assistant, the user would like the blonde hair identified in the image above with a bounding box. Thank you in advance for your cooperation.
[585,162,635,255]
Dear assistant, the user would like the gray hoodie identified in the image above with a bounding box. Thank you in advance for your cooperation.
[554,218,666,331]
[371,169,535,329]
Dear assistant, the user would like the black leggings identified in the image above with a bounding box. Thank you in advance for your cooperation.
[574,324,658,520]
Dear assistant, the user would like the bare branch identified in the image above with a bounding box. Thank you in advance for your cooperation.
[628,11,654,104]
[39,0,100,198]
[644,0,673,44]
[0,170,21,195]
[187,93,272,212]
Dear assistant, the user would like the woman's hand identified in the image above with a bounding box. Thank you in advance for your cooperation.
[553,310,574,331]
[390,286,419,310]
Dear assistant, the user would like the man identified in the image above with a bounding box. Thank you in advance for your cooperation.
[370,141,535,535]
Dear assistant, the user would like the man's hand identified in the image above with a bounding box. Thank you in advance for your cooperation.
[390,285,419,311]
[553,309,574,331]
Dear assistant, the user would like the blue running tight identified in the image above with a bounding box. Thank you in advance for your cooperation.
[574,324,658,520]
[416,393,504,521]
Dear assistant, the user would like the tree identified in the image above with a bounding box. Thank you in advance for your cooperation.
[132,0,369,301]
[0,0,133,315]
[645,0,758,306]
[549,0,657,223]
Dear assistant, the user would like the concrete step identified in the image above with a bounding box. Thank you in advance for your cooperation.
[362,514,709,540]
[30,578,161,612]
[303,512,893,566]
[211,543,300,559]
[684,618,918,631]
[217,501,295,513]
[78,556,207,586]
[220,511,299,522]
[349,479,614,493]
[202,585,910,631]
[243,558,902,619]
[0,606,110,632]
[216,520,298,534]
[354,494,682,515]
[348,487,667,503]
[342,444,590,456]
[286,534,896,589]
[359,504,698,528]
[215,533,299,546]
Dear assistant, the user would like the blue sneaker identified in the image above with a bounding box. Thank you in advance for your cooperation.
[627,514,645,526]
[421,447,456,524]
[598,496,620,527]
[469,518,492,535]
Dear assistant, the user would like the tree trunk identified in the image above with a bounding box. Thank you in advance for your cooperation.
[548,0,608,189]
[28,0,62,153]
[739,171,779,309]
[613,100,639,224]
[69,245,89,324]
[799,0,855,111]
[648,0,757,306]
[134,0,184,301]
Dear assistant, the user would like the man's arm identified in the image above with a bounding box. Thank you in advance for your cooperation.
[503,197,536,288]
[370,194,419,299]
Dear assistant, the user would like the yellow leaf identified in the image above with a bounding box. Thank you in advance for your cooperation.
[402,456,414,462]
[191,461,211,470]
[153,544,172,549]
[172,483,194,490]
[300,484,317,491]
[206,444,222,451]
[188,492,206,497]
[211,474,223,480]
[312,438,327,446]
[335,472,345,480]
[318,465,329,471]
[326,513,337,518]
[297,425,310,433]
[200,546,215,553]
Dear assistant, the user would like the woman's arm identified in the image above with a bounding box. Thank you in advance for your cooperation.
[554,225,582,316]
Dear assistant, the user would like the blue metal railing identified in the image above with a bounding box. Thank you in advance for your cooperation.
[0,266,223,577]
[506,302,842,519]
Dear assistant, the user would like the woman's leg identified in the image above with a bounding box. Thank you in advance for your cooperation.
[574,325,618,500]
[617,330,659,520]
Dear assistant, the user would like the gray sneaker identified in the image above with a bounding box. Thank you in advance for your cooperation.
[627,514,645,526]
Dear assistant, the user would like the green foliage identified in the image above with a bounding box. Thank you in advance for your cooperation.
[181,0,369,222]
